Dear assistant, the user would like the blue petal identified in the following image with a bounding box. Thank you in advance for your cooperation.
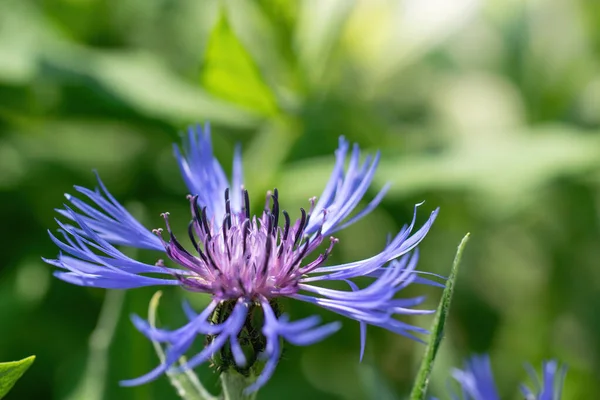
[45,209,184,290]
[520,360,567,400]
[304,137,389,236]
[292,251,434,349]
[450,355,501,400]
[58,171,163,251]
[244,299,340,394]
[306,205,439,280]
[173,123,244,223]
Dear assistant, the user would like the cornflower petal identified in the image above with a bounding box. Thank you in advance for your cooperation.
[45,210,184,289]
[56,171,163,251]
[304,203,439,281]
[243,298,341,394]
[294,251,433,345]
[304,137,390,236]
[448,355,567,400]
[451,355,500,400]
[174,123,243,222]
[521,360,567,400]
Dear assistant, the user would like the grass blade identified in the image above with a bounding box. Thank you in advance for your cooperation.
[409,233,470,400]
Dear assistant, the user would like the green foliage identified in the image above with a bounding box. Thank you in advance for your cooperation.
[410,234,470,400]
[0,356,35,399]
[1,0,600,399]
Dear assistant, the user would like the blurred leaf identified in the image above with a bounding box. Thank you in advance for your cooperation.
[223,0,297,106]
[66,290,124,400]
[42,46,261,128]
[409,233,470,400]
[0,0,58,84]
[280,126,600,214]
[0,355,35,399]
[345,0,481,87]
[356,363,397,400]
[202,13,278,116]
[244,117,301,191]
[295,0,356,86]
[11,121,147,172]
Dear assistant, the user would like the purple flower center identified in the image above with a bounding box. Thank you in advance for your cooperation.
[155,188,337,301]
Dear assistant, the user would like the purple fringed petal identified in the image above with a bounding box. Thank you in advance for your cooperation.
[292,251,434,345]
[53,270,180,289]
[45,208,185,289]
[173,300,248,372]
[304,137,390,236]
[244,299,341,394]
[121,300,250,386]
[56,171,163,251]
[344,280,368,361]
[174,123,243,223]
[305,204,439,281]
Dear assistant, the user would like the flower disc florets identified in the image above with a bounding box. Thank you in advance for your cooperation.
[157,188,337,301]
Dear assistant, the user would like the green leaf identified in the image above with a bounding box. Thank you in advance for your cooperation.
[202,13,278,116]
[409,233,470,400]
[42,47,260,129]
[0,356,35,399]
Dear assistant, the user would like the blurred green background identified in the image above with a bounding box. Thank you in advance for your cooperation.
[1,0,599,399]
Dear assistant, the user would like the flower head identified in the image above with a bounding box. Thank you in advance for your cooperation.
[449,354,567,400]
[45,124,440,393]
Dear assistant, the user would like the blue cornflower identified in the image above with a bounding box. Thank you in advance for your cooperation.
[449,354,567,400]
[45,124,439,393]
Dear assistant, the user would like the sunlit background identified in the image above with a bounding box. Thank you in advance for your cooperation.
[1,0,599,399]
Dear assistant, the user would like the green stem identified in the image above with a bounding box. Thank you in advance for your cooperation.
[220,371,257,400]
[66,289,125,400]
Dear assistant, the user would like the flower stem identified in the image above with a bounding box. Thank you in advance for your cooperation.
[148,291,218,400]
[220,371,257,400]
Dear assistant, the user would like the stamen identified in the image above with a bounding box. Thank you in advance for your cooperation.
[243,189,250,220]
[282,238,311,280]
[242,219,250,256]
[200,207,212,239]
[222,215,232,261]
[162,212,198,262]
[271,189,279,233]
[260,234,273,278]
[224,188,232,229]
[188,195,202,221]
[282,210,291,241]
[267,213,275,234]
[187,221,200,252]
[204,242,221,273]
[293,208,307,247]
[299,236,339,275]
